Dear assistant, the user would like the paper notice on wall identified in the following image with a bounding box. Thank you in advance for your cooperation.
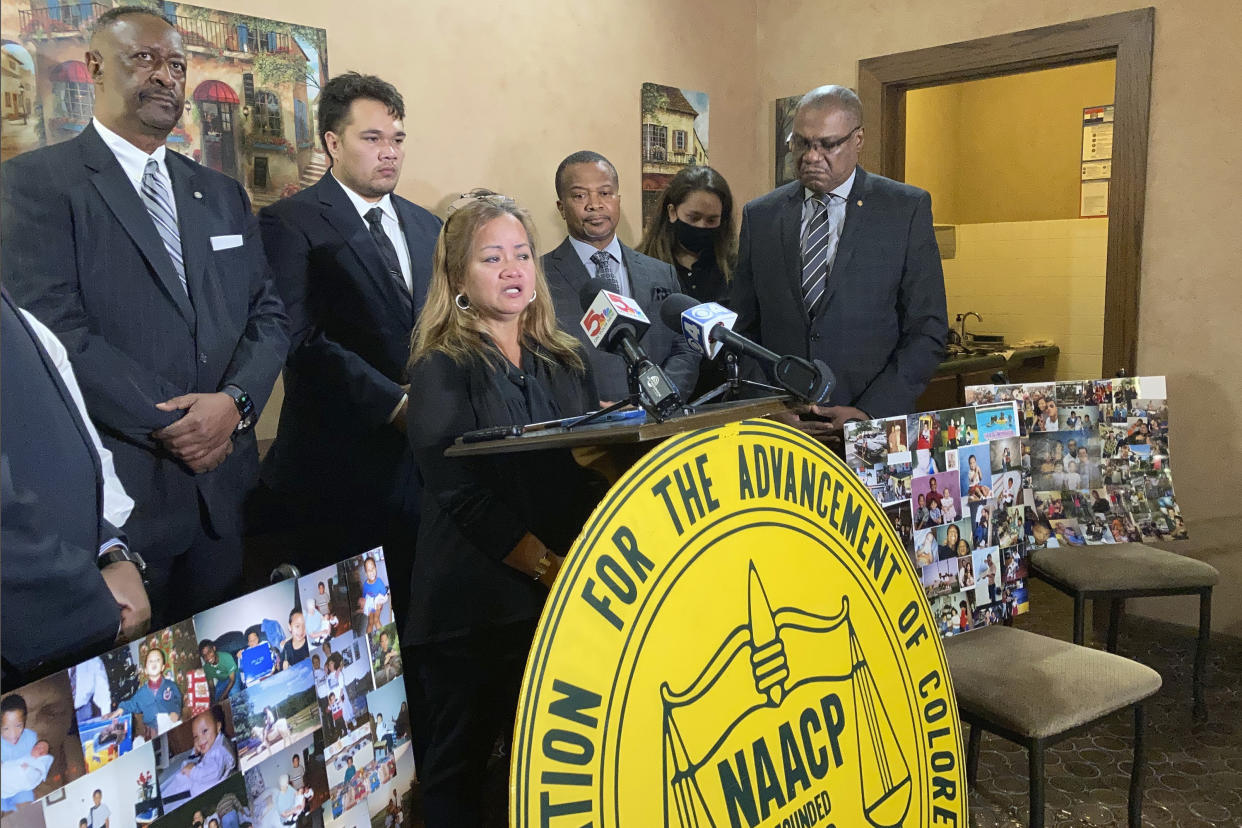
[1082,105,1114,162]
[1080,180,1109,217]
[1081,160,1111,181]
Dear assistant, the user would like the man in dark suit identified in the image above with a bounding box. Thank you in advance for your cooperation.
[732,85,947,432]
[543,151,698,402]
[259,72,440,618]
[1,7,288,623]
[2,290,150,690]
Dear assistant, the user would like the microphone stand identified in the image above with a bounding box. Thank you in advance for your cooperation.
[689,353,785,407]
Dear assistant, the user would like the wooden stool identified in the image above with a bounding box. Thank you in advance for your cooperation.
[944,625,1161,827]
[1030,542,1218,717]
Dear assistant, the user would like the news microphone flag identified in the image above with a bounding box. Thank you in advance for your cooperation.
[580,289,651,349]
[678,301,737,359]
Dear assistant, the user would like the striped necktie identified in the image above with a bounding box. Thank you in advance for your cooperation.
[801,193,836,314]
[140,158,187,296]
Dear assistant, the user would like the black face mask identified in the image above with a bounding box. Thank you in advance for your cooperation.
[672,219,716,255]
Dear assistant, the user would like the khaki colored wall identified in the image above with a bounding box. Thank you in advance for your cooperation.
[905,61,1117,225]
[242,0,761,440]
[757,0,1242,526]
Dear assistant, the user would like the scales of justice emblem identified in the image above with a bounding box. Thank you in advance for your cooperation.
[660,563,913,828]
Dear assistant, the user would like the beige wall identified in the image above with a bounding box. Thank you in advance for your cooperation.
[905,61,1117,225]
[757,0,1242,525]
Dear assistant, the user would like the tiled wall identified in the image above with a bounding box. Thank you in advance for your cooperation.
[942,218,1107,380]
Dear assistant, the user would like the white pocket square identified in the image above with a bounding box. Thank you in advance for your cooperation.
[210,234,244,251]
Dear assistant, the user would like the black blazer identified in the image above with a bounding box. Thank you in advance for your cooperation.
[258,172,440,516]
[731,168,948,417]
[543,237,699,401]
[1,291,123,686]
[403,347,605,644]
[1,125,289,558]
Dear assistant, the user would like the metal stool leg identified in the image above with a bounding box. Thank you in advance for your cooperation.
[1194,588,1212,719]
[1129,703,1146,827]
[1029,739,1046,828]
[966,725,981,787]
[1107,597,1124,653]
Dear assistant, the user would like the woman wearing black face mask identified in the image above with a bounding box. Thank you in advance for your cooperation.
[638,165,736,306]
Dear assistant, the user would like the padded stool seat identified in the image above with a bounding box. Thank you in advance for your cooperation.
[1030,542,1217,717]
[945,625,1161,827]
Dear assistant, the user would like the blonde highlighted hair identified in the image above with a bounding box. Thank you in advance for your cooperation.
[410,193,584,373]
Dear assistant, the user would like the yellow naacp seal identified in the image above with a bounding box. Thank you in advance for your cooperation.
[511,419,967,827]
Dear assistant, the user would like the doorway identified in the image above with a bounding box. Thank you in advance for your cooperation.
[198,100,238,178]
[903,60,1117,380]
[857,8,1154,376]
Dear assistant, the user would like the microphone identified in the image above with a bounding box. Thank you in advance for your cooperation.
[659,293,836,404]
[578,279,684,421]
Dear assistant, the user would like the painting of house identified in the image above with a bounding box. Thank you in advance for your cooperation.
[640,82,709,227]
[774,93,799,187]
[0,1,329,210]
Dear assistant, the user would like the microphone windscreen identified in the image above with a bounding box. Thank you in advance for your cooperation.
[578,277,614,311]
[658,293,699,330]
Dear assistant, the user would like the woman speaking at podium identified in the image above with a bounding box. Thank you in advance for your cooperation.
[404,192,605,825]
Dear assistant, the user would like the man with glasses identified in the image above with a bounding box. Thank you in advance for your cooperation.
[544,151,698,403]
[732,85,947,435]
[257,73,439,623]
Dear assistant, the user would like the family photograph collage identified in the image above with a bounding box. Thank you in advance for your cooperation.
[845,374,1184,641]
[1,550,415,828]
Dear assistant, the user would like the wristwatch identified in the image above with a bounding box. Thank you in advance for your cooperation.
[98,545,147,580]
[532,549,554,581]
[223,385,256,433]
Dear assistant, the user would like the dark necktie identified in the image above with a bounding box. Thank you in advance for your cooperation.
[801,193,837,314]
[591,250,620,292]
[364,207,407,293]
[141,158,188,296]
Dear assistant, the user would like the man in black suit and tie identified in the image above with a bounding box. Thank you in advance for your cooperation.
[2,289,150,689]
[732,85,947,434]
[258,73,440,617]
[2,6,288,624]
[543,151,698,402]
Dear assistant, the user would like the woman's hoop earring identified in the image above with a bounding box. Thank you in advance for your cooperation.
[528,290,537,304]
[454,293,470,311]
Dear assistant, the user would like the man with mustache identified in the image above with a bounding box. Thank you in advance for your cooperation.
[257,73,439,624]
[731,85,947,436]
[2,6,288,625]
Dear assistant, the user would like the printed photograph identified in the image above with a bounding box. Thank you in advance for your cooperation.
[298,565,352,649]
[41,741,160,828]
[988,437,1021,476]
[883,501,914,558]
[958,443,993,503]
[315,642,372,754]
[244,735,326,828]
[1057,404,1101,432]
[367,626,402,691]
[971,547,1003,606]
[147,768,251,828]
[1002,546,1028,584]
[364,746,415,828]
[3,672,86,811]
[910,470,961,530]
[193,581,298,692]
[641,82,709,225]
[104,622,207,745]
[773,93,800,187]
[226,662,319,772]
[975,401,1019,441]
[341,552,393,638]
[154,706,238,815]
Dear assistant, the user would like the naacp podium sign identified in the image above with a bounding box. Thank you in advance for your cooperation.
[511,420,967,826]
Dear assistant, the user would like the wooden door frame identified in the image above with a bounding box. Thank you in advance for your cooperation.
[858,8,1154,376]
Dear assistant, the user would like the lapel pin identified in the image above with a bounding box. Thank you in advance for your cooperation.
[856,199,863,206]
[193,191,203,199]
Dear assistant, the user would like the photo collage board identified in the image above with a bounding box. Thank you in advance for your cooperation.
[844,374,1184,642]
[1,550,415,828]
[964,375,1185,546]
[846,398,1029,639]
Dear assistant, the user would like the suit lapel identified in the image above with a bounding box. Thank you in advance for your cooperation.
[818,166,868,313]
[318,174,414,324]
[167,154,208,325]
[80,126,194,328]
[393,196,428,320]
[778,183,809,324]
[547,237,592,299]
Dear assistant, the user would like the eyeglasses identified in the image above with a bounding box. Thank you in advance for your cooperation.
[787,125,861,157]
[446,189,516,216]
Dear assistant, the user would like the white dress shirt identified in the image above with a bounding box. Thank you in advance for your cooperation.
[333,171,413,293]
[800,168,856,275]
[21,309,134,530]
[92,117,178,223]
[569,235,631,297]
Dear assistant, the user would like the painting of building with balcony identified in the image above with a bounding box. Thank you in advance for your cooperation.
[774,92,800,187]
[0,1,329,211]
[640,82,709,227]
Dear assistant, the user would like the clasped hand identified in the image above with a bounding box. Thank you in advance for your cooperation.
[153,392,240,473]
